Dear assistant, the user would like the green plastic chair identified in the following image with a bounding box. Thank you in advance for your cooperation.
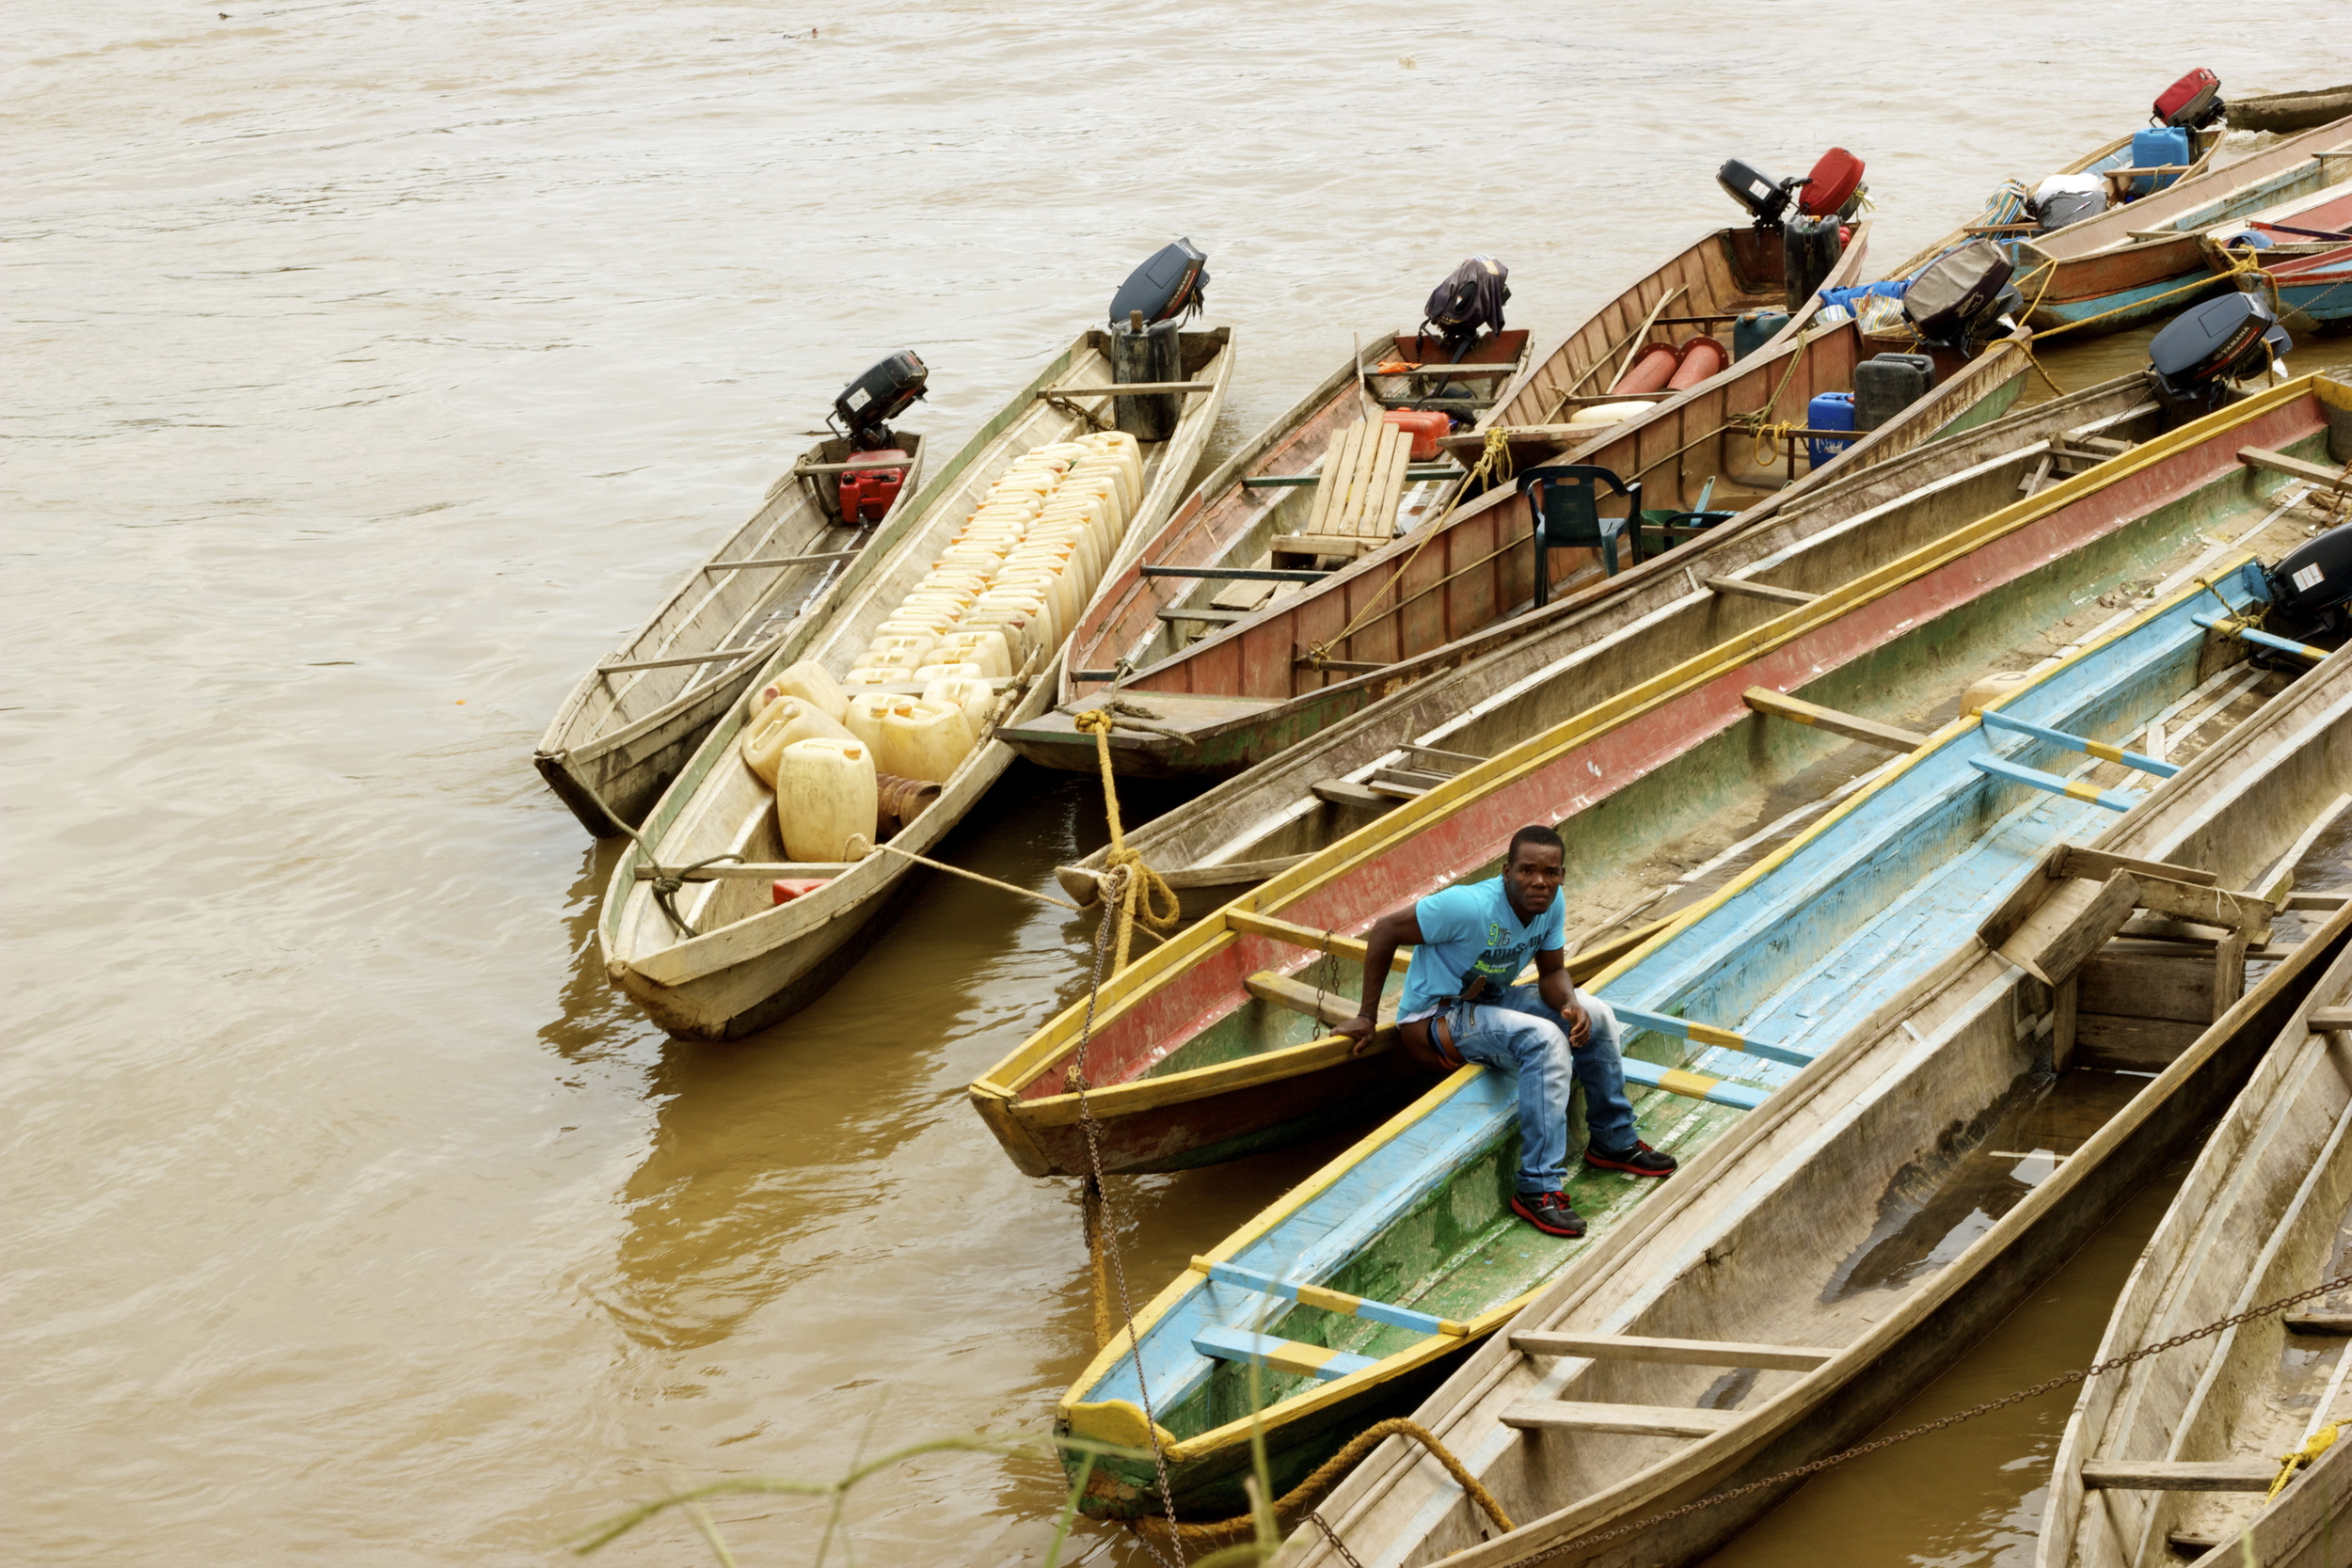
[1517,464,1645,605]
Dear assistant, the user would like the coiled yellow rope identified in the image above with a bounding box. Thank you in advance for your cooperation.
[1073,708,1181,973]
[2269,1421,2338,1500]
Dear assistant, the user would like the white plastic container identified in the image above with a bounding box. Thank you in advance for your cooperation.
[922,674,996,736]
[842,691,898,754]
[742,697,855,785]
[778,737,878,863]
[912,660,986,684]
[880,698,977,783]
[935,626,1012,677]
[748,658,850,721]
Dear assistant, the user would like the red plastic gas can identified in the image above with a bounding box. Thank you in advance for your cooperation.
[1798,148,1866,217]
[1381,408,1452,462]
[837,449,910,523]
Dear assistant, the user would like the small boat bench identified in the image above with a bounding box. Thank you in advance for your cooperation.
[1272,420,1415,565]
[1499,1330,1838,1439]
[1189,1256,1467,1382]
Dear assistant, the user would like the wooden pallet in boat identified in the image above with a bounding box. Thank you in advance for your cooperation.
[596,325,1234,1041]
[1001,311,2022,782]
[1051,558,2352,1527]
[1053,365,2260,913]
[2037,912,2352,1568]
[533,432,928,835]
[1279,670,2352,1567]
[973,375,2351,1185]
[2014,118,2352,338]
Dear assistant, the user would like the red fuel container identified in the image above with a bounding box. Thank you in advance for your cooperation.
[1381,408,1452,462]
[772,878,830,905]
[837,448,910,523]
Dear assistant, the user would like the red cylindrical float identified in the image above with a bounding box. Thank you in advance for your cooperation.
[1609,341,1679,396]
[1666,336,1730,390]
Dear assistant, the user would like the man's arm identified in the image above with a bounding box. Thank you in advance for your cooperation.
[1338,906,1423,1056]
[1533,947,1591,1047]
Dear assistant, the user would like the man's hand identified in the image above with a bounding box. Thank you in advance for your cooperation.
[1564,998,1592,1049]
[1338,1015,1377,1055]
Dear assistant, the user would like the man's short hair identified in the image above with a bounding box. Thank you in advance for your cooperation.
[1508,823,1565,864]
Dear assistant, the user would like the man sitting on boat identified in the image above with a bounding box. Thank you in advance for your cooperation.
[1337,824,1676,1238]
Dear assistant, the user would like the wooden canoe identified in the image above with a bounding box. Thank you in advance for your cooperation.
[970,373,2351,1182]
[998,311,2019,782]
[534,432,927,835]
[1052,362,2206,914]
[1041,225,1871,752]
[2037,924,2352,1568]
[2223,238,2352,331]
[1277,670,2352,1568]
[596,326,1233,1040]
[1877,127,2223,286]
[2014,118,2352,338]
[1055,329,1529,703]
[1059,570,2352,1528]
[2233,85,2352,136]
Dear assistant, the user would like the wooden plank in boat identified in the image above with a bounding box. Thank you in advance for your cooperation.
[1246,971,1365,1028]
[1708,577,1820,607]
[2078,1459,2276,1492]
[2241,445,2352,490]
[2053,845,2217,889]
[1311,778,1391,810]
[1979,844,2219,955]
[2284,1312,2352,1334]
[1500,1401,1739,1438]
[2074,1012,2209,1072]
[1996,871,2144,987]
[1510,1331,1836,1370]
[2312,1006,2352,1031]
[2076,948,2222,1023]
[1741,688,1930,752]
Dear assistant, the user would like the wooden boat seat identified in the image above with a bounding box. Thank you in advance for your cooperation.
[2078,1459,2277,1492]
[1509,1331,1836,1370]
[1272,419,1413,564]
[1500,1401,1739,1438]
[1192,1324,1376,1382]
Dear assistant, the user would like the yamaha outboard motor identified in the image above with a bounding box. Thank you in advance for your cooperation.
[1718,148,1867,231]
[2148,292,2291,420]
[832,349,929,451]
[1422,255,1511,357]
[1901,241,2017,352]
[2265,523,2352,646]
[1107,239,1209,441]
[1108,238,1210,325]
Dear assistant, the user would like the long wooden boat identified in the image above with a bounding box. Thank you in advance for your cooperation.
[2037,937,2352,1568]
[596,325,1234,1040]
[2227,239,2352,332]
[1052,361,2226,913]
[999,312,2021,781]
[1278,673,2352,1568]
[2234,85,2352,136]
[1059,569,2352,1528]
[1055,226,1871,727]
[2013,118,2352,337]
[534,431,928,835]
[971,374,2349,1184]
[1877,125,2222,285]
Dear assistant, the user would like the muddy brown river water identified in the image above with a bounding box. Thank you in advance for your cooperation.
[8,5,2351,1564]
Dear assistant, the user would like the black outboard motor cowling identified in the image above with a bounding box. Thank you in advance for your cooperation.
[833,349,930,450]
[2148,293,2290,418]
[2265,523,2352,645]
[1423,255,1511,351]
[1902,242,2016,349]
[1718,159,1792,229]
[1108,238,1210,326]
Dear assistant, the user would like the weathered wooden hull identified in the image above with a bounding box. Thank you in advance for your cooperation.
[599,327,1234,1040]
[1279,659,2352,1568]
[534,432,928,835]
[2233,85,2352,136]
[1001,315,2019,781]
[1064,565,2351,1529]
[1057,357,2139,913]
[2017,119,2352,337]
[974,375,2351,1181]
[2038,935,2352,1568]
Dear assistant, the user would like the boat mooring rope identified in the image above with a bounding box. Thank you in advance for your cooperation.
[568,769,739,939]
[1433,1269,2352,1568]
[1073,708,1182,974]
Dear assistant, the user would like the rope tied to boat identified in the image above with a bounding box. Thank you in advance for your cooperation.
[1075,696,1198,749]
[1466,1269,2352,1568]
[2269,1422,2338,1500]
[1129,1418,1514,1550]
[567,769,740,938]
[2026,244,2268,345]
[1073,708,1182,974]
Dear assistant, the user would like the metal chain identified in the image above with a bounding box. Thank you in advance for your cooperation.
[1069,865,1186,1567]
[1309,1510,1367,1568]
[1481,1270,2352,1567]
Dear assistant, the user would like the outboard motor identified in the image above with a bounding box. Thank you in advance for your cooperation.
[2264,523,2352,646]
[2148,292,2291,419]
[1901,241,2017,351]
[832,350,928,451]
[828,350,928,521]
[1422,255,1511,357]
[1717,148,1867,230]
[1108,238,1210,325]
[1106,240,1209,441]
[2153,68,2226,131]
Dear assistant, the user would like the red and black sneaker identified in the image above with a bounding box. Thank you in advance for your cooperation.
[1510,1189,1586,1238]
[1585,1141,1677,1178]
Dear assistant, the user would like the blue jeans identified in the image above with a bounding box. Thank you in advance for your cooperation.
[1438,984,1635,1195]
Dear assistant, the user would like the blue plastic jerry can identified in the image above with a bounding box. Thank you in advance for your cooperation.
[2129,127,2192,197]
[1806,391,1856,468]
